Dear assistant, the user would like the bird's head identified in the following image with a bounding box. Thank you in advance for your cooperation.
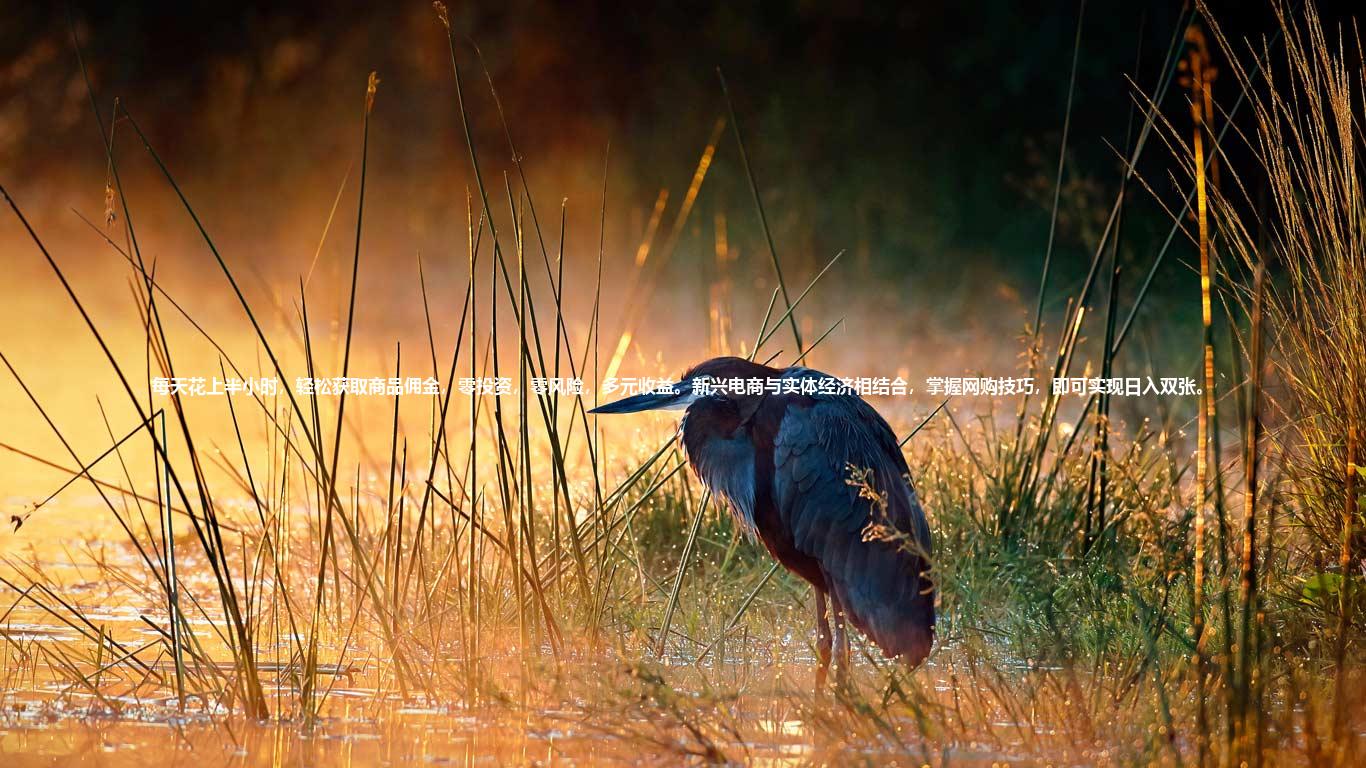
[589,356,782,416]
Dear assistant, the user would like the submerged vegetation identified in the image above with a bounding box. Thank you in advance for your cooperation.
[0,1,1363,764]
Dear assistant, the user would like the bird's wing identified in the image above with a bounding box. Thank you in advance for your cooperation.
[773,369,934,661]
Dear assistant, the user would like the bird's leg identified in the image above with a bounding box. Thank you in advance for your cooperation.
[815,589,832,692]
[831,592,850,687]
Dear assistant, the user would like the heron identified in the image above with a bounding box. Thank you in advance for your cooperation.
[591,356,934,688]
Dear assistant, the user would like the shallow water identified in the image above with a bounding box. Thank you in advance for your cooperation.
[0,582,1021,766]
[0,686,1054,767]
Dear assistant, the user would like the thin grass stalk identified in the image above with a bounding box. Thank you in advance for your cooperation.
[507,179,554,657]
[218,360,309,708]
[1188,22,1215,762]
[1016,301,1086,513]
[755,251,844,352]
[485,221,527,644]
[717,68,803,354]
[514,188,533,689]
[551,202,566,605]
[748,287,781,362]
[158,411,186,712]
[786,318,843,367]
[386,344,403,627]
[900,399,950,449]
[657,490,712,658]
[303,73,380,718]
[1334,425,1357,750]
[1086,263,1121,553]
[1235,265,1264,760]
[465,191,481,706]
[25,409,163,515]
[1087,16,1149,551]
[404,215,482,597]
[1029,0,1087,355]
[300,286,329,716]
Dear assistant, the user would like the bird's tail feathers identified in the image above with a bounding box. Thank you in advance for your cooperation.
[829,545,935,666]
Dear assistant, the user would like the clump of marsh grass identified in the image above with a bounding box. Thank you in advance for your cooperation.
[1194,1,1366,760]
[1203,0,1365,624]
[1108,1,1366,762]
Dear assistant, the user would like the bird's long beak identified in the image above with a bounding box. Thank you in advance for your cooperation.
[589,383,694,415]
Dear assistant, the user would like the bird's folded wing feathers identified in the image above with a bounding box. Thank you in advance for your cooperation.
[773,371,934,660]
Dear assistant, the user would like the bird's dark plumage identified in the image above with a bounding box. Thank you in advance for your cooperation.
[673,357,935,666]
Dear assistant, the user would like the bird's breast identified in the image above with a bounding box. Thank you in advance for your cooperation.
[681,420,759,538]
